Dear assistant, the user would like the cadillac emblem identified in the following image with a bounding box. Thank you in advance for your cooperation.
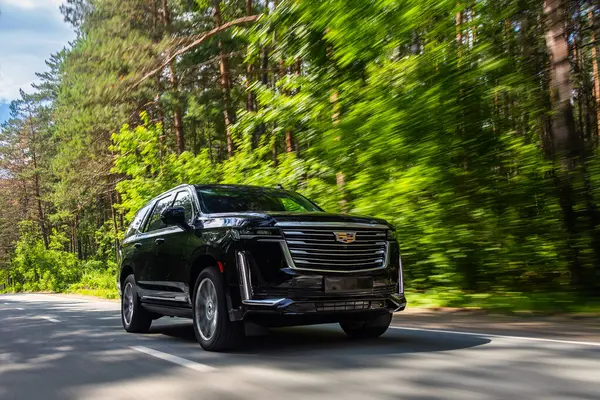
[334,232,357,244]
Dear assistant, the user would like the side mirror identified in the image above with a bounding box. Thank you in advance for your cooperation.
[160,207,189,229]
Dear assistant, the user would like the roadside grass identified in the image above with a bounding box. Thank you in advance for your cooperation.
[66,287,119,300]
[66,270,119,299]
[406,290,600,314]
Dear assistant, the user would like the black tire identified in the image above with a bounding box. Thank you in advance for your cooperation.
[192,267,244,351]
[340,312,392,339]
[121,274,153,333]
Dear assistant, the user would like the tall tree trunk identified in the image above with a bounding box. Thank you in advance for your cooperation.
[116,191,124,230]
[544,0,583,287]
[246,0,254,113]
[213,0,235,157]
[258,22,269,144]
[110,190,119,260]
[32,150,48,250]
[330,89,348,213]
[456,5,463,59]
[572,18,585,146]
[26,115,48,249]
[206,123,214,164]
[162,0,185,154]
[74,213,81,258]
[590,11,600,138]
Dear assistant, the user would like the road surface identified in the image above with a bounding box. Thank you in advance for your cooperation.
[1,294,599,400]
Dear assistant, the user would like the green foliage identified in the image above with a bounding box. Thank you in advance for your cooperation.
[68,268,118,299]
[111,113,219,220]
[2,0,600,309]
[9,223,81,292]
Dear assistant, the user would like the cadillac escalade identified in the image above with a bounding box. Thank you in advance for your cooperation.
[117,184,406,351]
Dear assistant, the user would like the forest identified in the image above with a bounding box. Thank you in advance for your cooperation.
[1,0,600,310]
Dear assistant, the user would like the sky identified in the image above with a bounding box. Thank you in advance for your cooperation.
[0,0,76,123]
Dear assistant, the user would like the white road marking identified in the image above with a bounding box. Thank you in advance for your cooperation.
[390,326,600,347]
[15,308,24,311]
[39,316,60,323]
[130,346,216,372]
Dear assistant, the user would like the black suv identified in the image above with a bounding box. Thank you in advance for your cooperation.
[117,184,406,351]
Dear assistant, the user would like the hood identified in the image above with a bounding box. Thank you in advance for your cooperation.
[200,211,391,229]
[265,212,389,227]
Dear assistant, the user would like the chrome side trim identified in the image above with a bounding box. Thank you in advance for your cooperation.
[141,295,188,303]
[122,225,184,245]
[236,251,253,301]
[276,221,389,229]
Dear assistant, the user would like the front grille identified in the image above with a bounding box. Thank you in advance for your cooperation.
[315,300,373,312]
[282,227,387,272]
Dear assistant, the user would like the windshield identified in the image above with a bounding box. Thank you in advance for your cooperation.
[196,187,323,214]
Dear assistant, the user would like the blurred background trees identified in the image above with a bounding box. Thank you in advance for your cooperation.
[1,0,600,307]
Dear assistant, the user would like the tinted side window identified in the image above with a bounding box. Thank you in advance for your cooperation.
[143,195,173,232]
[125,203,153,238]
[172,191,193,223]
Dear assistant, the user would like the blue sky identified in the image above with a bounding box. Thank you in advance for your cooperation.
[0,0,75,123]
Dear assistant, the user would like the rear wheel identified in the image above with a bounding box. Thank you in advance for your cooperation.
[121,274,152,333]
[340,313,392,339]
[192,267,244,351]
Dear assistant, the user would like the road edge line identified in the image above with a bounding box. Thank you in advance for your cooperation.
[390,326,600,347]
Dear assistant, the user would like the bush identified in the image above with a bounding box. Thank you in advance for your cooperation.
[69,269,116,291]
[8,222,117,297]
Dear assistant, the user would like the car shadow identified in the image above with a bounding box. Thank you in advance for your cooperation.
[149,320,492,358]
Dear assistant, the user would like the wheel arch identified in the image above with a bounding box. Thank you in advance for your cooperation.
[119,265,134,292]
[189,254,220,301]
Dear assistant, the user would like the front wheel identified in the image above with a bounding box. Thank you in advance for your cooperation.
[192,267,244,351]
[121,274,152,333]
[340,313,392,339]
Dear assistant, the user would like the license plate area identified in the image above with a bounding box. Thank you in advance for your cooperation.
[324,277,373,292]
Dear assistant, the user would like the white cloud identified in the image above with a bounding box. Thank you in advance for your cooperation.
[0,0,74,103]
[0,0,63,10]
[0,51,48,100]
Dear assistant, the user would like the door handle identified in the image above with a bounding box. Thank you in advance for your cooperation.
[155,238,166,245]
[134,243,142,249]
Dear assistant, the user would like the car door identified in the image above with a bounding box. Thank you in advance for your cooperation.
[135,194,174,297]
[121,201,153,284]
[152,189,196,302]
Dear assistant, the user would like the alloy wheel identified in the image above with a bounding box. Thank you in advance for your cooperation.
[122,282,134,326]
[195,277,218,341]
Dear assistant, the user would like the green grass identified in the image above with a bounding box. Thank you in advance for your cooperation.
[66,287,119,300]
[406,290,600,314]
[64,270,119,299]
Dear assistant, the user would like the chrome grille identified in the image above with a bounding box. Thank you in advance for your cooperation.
[282,227,387,272]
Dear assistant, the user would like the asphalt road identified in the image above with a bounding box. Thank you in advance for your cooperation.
[1,294,599,400]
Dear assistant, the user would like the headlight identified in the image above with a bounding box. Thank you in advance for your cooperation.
[386,229,397,241]
[233,227,282,239]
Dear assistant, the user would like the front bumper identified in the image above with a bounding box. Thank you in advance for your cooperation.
[232,251,406,323]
